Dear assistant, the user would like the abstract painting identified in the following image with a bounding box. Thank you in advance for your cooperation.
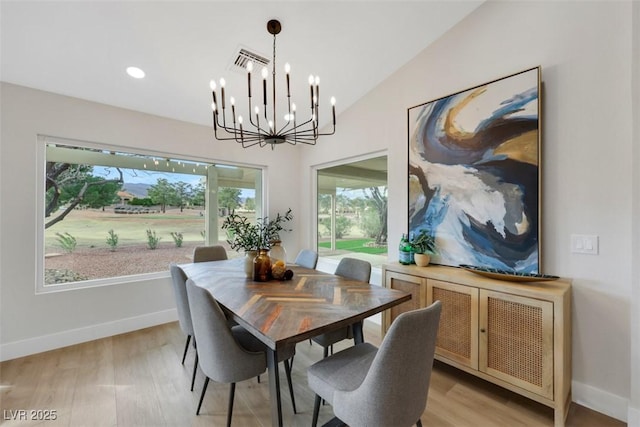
[408,67,541,273]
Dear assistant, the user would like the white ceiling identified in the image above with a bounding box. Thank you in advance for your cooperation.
[1,1,482,128]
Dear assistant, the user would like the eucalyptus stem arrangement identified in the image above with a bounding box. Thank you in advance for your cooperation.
[222,208,293,252]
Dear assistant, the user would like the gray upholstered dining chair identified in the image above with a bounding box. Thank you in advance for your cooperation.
[185,279,298,423]
[308,301,442,427]
[311,257,371,357]
[169,264,200,392]
[193,245,228,263]
[294,249,318,269]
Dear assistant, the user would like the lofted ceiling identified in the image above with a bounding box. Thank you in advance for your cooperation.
[0,1,483,130]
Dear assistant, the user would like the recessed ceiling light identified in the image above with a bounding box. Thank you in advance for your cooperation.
[126,66,145,79]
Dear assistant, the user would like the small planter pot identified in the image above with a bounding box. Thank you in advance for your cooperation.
[413,253,431,267]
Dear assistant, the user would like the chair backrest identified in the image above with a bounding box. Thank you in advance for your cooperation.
[185,279,266,383]
[335,301,442,427]
[334,257,371,283]
[169,264,194,336]
[193,245,228,263]
[294,249,318,269]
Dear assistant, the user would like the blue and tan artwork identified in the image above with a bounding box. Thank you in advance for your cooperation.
[408,67,540,273]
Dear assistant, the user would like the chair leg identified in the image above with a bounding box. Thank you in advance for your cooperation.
[312,394,321,427]
[196,377,209,415]
[283,359,297,414]
[181,335,191,364]
[323,346,329,358]
[416,419,423,427]
[227,383,236,427]
[191,352,198,391]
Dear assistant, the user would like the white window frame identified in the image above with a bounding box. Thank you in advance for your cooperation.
[36,135,266,294]
[312,150,388,272]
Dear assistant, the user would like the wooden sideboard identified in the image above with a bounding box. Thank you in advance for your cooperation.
[382,263,572,427]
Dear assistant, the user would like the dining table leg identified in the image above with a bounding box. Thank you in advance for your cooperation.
[353,320,365,344]
[267,348,283,426]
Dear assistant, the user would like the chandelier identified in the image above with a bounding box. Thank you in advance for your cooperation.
[209,19,336,149]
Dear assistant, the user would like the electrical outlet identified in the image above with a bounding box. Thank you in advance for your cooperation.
[571,234,599,255]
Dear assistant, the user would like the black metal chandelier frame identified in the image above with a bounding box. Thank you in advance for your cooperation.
[210,19,336,149]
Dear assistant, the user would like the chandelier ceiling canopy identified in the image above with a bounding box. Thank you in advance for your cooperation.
[210,19,336,149]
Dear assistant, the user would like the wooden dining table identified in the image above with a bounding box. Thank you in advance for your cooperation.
[180,257,411,426]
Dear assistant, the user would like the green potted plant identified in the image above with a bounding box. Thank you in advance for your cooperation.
[222,209,293,277]
[410,229,436,267]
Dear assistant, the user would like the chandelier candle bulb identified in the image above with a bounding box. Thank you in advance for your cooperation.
[219,78,226,110]
[331,97,336,124]
[285,63,291,97]
[211,102,217,130]
[262,67,268,108]
[247,62,252,97]
[309,75,315,110]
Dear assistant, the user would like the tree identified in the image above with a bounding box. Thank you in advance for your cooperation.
[45,161,123,229]
[59,175,121,209]
[335,193,352,214]
[318,194,332,214]
[244,197,256,211]
[363,186,388,245]
[172,181,192,212]
[218,187,241,211]
[191,182,205,207]
[147,178,177,213]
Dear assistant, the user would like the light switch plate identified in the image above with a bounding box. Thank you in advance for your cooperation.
[571,234,599,255]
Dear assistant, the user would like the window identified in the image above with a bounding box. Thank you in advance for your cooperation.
[316,155,388,268]
[39,137,263,292]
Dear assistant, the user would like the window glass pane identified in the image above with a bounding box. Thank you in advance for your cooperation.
[43,141,262,287]
[316,156,388,268]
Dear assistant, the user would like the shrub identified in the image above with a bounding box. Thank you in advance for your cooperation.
[170,231,183,248]
[106,229,119,252]
[360,208,381,239]
[146,229,161,250]
[319,216,352,239]
[56,232,77,253]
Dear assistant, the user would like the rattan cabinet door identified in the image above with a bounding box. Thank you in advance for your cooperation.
[427,279,479,370]
[479,290,554,399]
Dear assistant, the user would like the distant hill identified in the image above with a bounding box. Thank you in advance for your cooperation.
[122,183,151,198]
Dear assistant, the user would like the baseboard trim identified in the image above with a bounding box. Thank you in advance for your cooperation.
[0,308,178,362]
[573,380,628,422]
[628,406,640,427]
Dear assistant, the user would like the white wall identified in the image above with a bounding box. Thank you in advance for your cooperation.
[630,1,640,425]
[0,83,302,360]
[298,1,635,422]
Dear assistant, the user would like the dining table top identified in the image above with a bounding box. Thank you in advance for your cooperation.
[179,258,412,351]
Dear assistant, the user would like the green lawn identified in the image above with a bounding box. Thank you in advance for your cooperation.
[318,238,387,255]
[44,208,212,250]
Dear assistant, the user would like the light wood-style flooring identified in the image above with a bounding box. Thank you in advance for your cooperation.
[0,321,626,426]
